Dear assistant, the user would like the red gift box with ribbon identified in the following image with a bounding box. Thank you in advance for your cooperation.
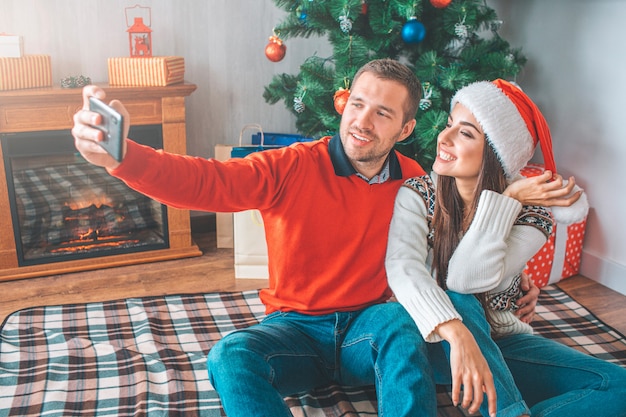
[522,163,589,287]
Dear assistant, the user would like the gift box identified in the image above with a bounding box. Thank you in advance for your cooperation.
[0,55,52,91]
[522,163,589,287]
[251,132,313,146]
[108,56,185,87]
[0,34,23,58]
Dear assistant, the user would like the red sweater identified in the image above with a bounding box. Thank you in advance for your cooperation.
[110,136,425,315]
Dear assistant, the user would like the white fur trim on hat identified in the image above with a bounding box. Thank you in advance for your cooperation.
[451,81,535,179]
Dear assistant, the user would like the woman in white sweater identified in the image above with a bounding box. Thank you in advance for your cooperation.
[386,79,626,416]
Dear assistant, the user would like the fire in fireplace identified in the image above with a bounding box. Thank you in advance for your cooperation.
[1,125,168,266]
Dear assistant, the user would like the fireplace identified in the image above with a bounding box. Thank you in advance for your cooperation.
[2,126,168,266]
[0,83,202,281]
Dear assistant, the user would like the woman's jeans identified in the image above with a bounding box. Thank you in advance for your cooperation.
[497,333,626,417]
[207,293,528,417]
[434,291,529,417]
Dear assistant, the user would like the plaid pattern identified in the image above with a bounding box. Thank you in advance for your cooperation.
[531,286,626,365]
[1,286,624,416]
[12,162,162,248]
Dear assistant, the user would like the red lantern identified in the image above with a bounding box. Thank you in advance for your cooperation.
[126,5,152,57]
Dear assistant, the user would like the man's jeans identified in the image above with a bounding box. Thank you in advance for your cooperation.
[207,293,528,417]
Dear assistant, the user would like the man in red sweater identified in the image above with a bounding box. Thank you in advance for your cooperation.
[73,59,506,416]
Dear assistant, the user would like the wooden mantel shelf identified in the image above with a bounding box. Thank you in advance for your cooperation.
[0,83,202,281]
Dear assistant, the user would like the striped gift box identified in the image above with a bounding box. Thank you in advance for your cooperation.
[0,55,52,91]
[108,56,184,87]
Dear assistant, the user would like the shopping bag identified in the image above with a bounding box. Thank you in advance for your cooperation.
[231,124,273,279]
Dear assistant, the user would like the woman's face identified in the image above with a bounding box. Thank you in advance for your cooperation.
[432,103,486,187]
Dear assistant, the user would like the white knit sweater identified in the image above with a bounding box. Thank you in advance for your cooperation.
[385,176,552,342]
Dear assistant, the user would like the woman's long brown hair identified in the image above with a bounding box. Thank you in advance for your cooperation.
[431,138,508,329]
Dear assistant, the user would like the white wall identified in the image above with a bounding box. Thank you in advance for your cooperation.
[2,0,624,295]
[491,0,626,295]
[0,0,331,158]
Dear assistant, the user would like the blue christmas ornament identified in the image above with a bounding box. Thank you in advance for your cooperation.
[299,10,308,23]
[401,17,426,44]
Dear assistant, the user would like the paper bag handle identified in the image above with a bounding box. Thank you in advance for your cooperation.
[238,124,264,147]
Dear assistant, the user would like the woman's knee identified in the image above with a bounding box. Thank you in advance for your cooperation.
[445,291,490,333]
[446,291,486,317]
[603,361,626,396]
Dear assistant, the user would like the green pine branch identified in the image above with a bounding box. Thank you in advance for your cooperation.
[265,0,527,170]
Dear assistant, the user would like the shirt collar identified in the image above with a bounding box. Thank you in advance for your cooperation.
[328,134,403,180]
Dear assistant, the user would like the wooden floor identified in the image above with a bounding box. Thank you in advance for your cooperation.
[1,218,625,337]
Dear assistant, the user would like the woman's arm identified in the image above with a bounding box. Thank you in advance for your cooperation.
[446,190,548,295]
[386,184,461,342]
[387,183,498,416]
[503,171,582,207]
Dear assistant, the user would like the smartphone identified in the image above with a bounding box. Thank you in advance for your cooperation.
[88,96,124,162]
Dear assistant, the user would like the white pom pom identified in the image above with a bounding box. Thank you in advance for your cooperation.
[551,183,589,225]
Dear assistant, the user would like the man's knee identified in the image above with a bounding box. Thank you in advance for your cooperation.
[207,338,226,385]
[207,333,248,385]
[372,302,424,335]
[367,303,428,354]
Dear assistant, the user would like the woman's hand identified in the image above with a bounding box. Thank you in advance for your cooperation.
[503,171,582,207]
[437,319,497,417]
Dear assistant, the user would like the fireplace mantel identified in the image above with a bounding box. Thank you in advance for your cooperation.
[0,83,202,281]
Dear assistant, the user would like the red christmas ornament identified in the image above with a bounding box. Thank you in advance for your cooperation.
[265,35,286,62]
[430,0,452,8]
[333,88,350,115]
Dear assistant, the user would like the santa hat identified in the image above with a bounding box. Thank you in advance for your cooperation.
[450,79,588,224]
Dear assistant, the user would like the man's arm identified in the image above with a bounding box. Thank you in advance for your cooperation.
[72,85,129,170]
[515,272,539,324]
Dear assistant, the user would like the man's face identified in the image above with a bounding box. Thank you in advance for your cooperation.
[339,72,416,178]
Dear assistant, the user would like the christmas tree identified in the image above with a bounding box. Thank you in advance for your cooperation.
[263,0,526,170]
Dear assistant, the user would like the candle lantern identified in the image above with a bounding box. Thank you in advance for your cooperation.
[126,5,152,57]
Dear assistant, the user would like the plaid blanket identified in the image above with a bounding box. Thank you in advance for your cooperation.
[1,286,625,417]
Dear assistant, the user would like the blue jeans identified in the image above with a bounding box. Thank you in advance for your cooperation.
[497,333,626,417]
[207,294,527,417]
[207,302,438,416]
[433,292,530,417]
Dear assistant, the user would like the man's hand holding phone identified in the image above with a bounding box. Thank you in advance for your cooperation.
[88,96,124,162]
[72,85,130,170]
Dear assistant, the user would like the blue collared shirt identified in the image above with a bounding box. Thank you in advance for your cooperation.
[327,134,401,184]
